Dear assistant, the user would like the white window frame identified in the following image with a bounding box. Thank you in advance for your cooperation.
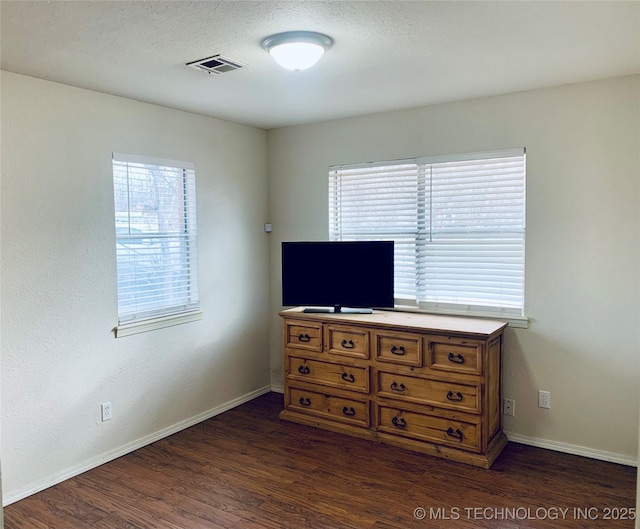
[112,152,201,337]
[329,149,527,327]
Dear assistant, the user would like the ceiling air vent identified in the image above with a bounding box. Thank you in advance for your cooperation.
[186,54,246,75]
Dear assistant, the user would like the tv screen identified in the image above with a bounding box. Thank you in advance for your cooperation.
[281,241,394,313]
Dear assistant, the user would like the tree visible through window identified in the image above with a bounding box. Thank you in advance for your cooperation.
[112,153,199,325]
[329,149,526,318]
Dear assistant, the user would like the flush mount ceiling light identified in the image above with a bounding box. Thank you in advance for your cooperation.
[262,31,333,71]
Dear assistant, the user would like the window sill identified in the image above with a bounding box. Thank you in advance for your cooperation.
[390,306,529,329]
[115,311,203,338]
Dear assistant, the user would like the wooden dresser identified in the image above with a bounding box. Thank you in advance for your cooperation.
[279,308,508,468]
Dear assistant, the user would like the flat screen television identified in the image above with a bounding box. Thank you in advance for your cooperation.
[281,241,394,313]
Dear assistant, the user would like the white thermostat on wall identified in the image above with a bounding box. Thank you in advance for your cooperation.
[264,223,273,233]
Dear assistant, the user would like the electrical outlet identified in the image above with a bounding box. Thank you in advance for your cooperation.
[101,402,112,422]
[503,398,515,416]
[538,390,551,409]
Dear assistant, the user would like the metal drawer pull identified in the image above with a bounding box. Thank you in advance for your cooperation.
[392,416,407,428]
[342,406,356,416]
[341,372,355,383]
[446,427,463,440]
[297,365,310,374]
[341,339,355,349]
[390,381,406,392]
[446,391,463,401]
[448,352,465,364]
[299,397,311,406]
[390,345,406,355]
[298,333,311,342]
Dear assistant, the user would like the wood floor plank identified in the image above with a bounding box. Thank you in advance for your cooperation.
[4,392,637,529]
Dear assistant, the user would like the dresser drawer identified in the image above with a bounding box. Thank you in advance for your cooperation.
[288,356,369,393]
[377,405,480,452]
[376,371,481,414]
[325,324,369,359]
[285,320,323,352]
[374,330,422,367]
[288,387,370,427]
[428,336,483,375]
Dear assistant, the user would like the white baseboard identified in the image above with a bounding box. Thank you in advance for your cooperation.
[264,386,636,467]
[269,387,636,467]
[505,431,638,467]
[4,385,273,506]
[7,391,634,506]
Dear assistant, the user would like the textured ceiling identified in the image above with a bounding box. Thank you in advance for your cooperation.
[1,1,639,129]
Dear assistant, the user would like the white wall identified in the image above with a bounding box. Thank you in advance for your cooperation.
[1,72,270,502]
[1,70,637,511]
[267,75,640,463]
[0,67,4,528]
[637,410,640,529]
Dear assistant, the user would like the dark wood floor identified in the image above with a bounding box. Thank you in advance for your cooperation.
[4,392,637,529]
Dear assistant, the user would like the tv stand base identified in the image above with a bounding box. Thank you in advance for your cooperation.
[303,306,373,314]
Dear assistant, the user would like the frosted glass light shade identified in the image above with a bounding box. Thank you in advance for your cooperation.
[262,31,332,71]
[269,42,325,71]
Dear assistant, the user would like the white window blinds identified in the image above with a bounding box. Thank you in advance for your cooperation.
[113,153,200,325]
[329,149,526,317]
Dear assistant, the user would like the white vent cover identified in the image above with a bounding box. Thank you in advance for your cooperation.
[186,54,246,75]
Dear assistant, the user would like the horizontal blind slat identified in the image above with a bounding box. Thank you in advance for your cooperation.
[113,153,199,325]
[329,150,525,315]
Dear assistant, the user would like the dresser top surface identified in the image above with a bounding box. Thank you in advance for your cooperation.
[280,308,507,336]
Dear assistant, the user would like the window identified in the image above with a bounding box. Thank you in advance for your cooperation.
[112,153,200,335]
[329,149,526,320]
